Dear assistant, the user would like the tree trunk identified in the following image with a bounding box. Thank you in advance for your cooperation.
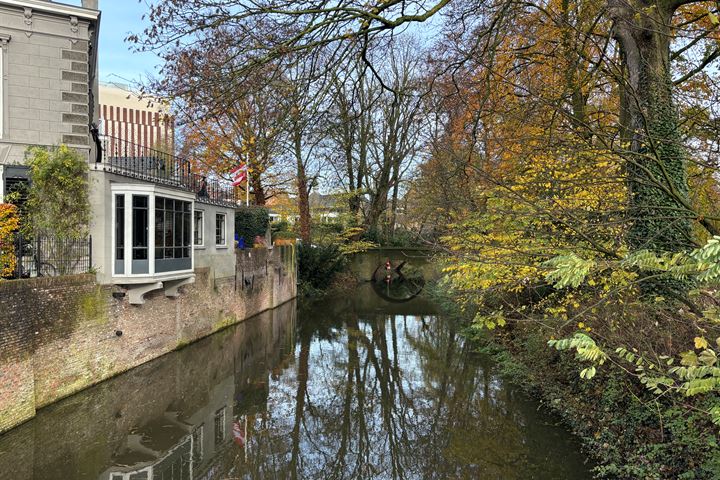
[251,173,266,206]
[610,0,694,254]
[294,127,312,243]
[387,158,401,240]
[365,166,391,238]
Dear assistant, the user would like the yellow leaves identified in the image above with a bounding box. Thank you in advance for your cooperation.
[0,203,20,279]
[577,322,592,333]
[709,11,719,25]
[694,336,709,350]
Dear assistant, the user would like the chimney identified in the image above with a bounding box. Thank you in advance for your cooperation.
[82,0,99,9]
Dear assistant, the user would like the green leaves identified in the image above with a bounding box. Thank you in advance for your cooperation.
[543,254,595,288]
[473,311,506,330]
[549,332,607,380]
[26,145,90,239]
[542,237,720,293]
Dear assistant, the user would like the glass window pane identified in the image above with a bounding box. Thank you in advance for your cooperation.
[194,211,203,246]
[165,210,173,249]
[215,214,225,245]
[115,195,124,260]
[183,212,191,247]
[132,196,148,249]
[155,207,164,253]
[174,211,183,246]
[133,195,148,208]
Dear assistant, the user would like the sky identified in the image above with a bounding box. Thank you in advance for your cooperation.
[63,0,160,84]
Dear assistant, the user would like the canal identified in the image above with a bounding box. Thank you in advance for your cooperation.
[0,284,591,480]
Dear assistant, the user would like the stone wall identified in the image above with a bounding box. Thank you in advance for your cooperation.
[0,245,296,434]
[0,300,296,480]
[0,3,96,164]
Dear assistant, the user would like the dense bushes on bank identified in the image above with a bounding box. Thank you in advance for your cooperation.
[428,282,720,479]
[297,243,348,296]
[478,324,720,479]
[235,206,270,246]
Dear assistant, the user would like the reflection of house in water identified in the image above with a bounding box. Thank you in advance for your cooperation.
[100,376,233,480]
[98,307,296,480]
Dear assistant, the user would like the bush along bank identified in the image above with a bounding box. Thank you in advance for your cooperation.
[474,325,719,479]
[427,281,720,480]
[297,243,353,297]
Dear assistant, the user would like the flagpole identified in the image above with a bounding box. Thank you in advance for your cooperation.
[246,175,249,206]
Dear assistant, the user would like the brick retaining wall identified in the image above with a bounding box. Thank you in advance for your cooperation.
[0,245,296,433]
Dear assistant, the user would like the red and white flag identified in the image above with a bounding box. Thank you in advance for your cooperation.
[231,164,248,186]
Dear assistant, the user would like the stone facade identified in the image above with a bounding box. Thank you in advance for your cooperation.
[0,0,99,186]
[0,245,297,434]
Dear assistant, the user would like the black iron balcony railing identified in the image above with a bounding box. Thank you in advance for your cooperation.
[98,135,239,207]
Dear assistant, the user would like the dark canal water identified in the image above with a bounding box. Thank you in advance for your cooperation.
[0,284,591,480]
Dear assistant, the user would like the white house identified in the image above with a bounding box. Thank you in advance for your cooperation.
[0,0,239,304]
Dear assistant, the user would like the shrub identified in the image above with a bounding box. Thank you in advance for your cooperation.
[388,227,420,247]
[25,145,90,239]
[271,219,293,235]
[297,242,347,295]
[235,206,269,246]
[0,204,20,279]
[273,230,296,241]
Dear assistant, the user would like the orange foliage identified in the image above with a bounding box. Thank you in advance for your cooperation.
[0,204,20,279]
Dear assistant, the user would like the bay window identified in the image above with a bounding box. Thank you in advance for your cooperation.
[112,186,195,278]
[154,197,191,273]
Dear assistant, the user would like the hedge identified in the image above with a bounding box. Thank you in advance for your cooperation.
[235,206,270,247]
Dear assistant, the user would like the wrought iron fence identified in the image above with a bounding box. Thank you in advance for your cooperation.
[4,234,92,279]
[99,135,239,207]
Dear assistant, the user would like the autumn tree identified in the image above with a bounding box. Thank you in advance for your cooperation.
[139,27,291,205]
[280,65,328,243]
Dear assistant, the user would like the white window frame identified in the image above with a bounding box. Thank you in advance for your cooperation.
[194,209,204,248]
[215,212,227,247]
[110,184,195,279]
[0,34,10,140]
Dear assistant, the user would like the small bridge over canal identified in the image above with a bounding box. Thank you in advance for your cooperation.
[348,247,440,303]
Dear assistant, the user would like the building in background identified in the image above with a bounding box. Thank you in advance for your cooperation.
[99,81,174,155]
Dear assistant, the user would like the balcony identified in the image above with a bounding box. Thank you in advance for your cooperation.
[95,135,239,207]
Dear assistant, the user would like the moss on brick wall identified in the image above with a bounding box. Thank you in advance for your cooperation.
[0,247,297,434]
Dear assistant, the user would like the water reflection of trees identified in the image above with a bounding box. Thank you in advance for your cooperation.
[234,308,587,480]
